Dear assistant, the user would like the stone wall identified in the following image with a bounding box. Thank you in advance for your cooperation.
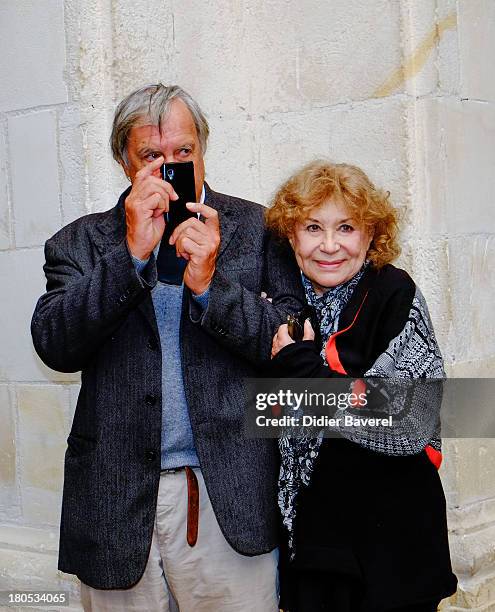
[0,1,493,609]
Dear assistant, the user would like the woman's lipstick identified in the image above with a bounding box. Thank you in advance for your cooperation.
[315,259,345,267]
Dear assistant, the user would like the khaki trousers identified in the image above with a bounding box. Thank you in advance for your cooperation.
[81,469,278,611]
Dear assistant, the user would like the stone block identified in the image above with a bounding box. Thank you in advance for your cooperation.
[0,248,80,383]
[406,237,451,354]
[59,107,88,226]
[76,100,122,215]
[66,2,113,106]
[20,486,63,528]
[205,116,261,205]
[440,439,460,507]
[17,385,68,490]
[0,385,19,521]
[413,98,495,237]
[251,97,408,210]
[13,606,84,612]
[10,604,83,612]
[0,526,87,609]
[445,439,495,508]
[0,548,64,591]
[458,0,495,102]
[436,0,460,95]
[111,0,175,102]
[62,1,120,216]
[392,0,439,97]
[446,356,495,378]
[0,119,11,250]
[449,521,495,593]
[442,101,495,234]
[0,385,15,487]
[0,1,67,112]
[0,524,58,554]
[9,111,61,247]
[444,236,495,365]
[448,497,495,535]
[442,586,495,612]
[171,0,401,116]
[323,98,408,206]
[17,384,69,526]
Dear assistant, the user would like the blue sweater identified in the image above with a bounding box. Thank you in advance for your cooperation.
[134,255,208,469]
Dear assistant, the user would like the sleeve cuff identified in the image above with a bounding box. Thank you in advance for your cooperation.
[271,340,342,378]
[124,243,157,289]
[192,288,210,309]
[131,254,150,275]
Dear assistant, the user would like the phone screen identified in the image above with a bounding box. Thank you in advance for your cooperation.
[161,161,196,239]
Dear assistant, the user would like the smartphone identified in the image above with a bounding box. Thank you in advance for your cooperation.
[161,161,196,239]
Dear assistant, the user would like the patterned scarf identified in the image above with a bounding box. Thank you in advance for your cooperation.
[302,261,369,363]
[278,261,369,556]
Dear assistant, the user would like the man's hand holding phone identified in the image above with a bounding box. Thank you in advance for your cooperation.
[169,203,221,295]
[125,156,178,260]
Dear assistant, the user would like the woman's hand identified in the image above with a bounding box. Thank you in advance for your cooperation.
[271,319,315,358]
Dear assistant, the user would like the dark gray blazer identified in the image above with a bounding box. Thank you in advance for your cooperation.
[31,185,305,589]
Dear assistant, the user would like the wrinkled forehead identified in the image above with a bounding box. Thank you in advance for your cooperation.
[129,112,199,149]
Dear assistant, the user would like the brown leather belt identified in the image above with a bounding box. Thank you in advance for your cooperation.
[160,466,200,546]
[184,466,199,547]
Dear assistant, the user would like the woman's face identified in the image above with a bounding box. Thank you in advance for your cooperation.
[290,198,372,295]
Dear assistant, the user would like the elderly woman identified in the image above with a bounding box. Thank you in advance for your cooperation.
[266,161,457,612]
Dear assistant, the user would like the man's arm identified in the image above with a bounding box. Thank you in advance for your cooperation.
[31,236,156,373]
[31,156,175,373]
[189,229,306,366]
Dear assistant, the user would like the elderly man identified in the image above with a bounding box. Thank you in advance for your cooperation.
[31,84,304,611]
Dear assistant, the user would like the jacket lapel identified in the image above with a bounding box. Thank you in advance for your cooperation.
[92,189,128,257]
[204,184,239,259]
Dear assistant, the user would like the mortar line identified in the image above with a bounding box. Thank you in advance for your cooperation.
[0,116,14,250]
[204,91,474,123]
[11,384,23,518]
[4,103,73,118]
[455,0,464,96]
[2,381,80,387]
[0,518,62,541]
[54,110,64,230]
[433,0,442,94]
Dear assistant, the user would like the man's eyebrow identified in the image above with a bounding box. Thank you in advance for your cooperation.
[136,145,157,156]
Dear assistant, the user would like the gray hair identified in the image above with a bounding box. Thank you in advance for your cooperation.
[110,83,209,166]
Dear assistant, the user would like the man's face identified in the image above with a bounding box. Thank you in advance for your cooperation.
[122,98,205,202]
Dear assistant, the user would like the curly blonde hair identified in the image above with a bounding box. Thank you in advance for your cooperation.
[265,160,400,268]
